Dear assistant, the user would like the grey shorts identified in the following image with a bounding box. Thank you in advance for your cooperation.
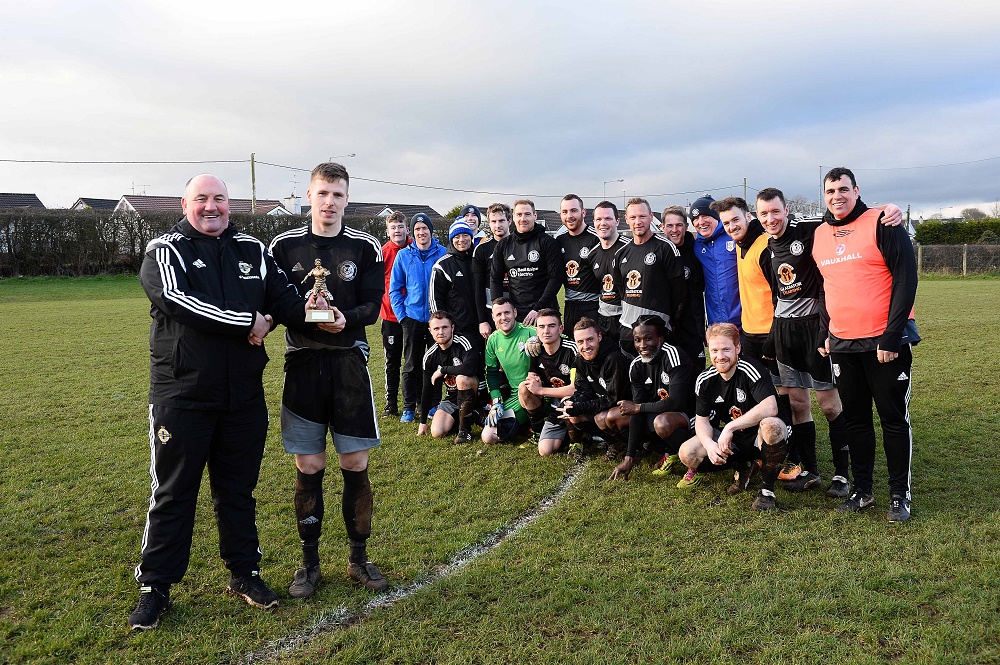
[776,360,835,392]
[539,419,568,442]
[280,405,382,456]
[435,400,459,417]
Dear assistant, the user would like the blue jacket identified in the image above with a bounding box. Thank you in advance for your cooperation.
[693,221,741,328]
[390,238,447,322]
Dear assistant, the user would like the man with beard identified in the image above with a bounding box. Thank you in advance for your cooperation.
[555,194,601,330]
[608,316,697,481]
[613,198,686,356]
[416,311,482,444]
[589,201,628,336]
[518,308,578,456]
[677,324,790,512]
[379,211,411,417]
[473,203,510,338]
[490,199,561,325]
[813,167,920,522]
[556,317,632,461]
[661,205,706,367]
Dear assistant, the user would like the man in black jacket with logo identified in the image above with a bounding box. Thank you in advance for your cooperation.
[130,174,314,630]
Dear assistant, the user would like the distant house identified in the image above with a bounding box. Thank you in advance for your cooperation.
[112,195,290,216]
[71,197,117,211]
[299,201,444,221]
[0,193,45,209]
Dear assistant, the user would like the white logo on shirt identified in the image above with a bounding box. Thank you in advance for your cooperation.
[192,259,206,269]
[790,240,804,256]
[644,252,656,265]
[528,250,540,262]
[736,388,746,403]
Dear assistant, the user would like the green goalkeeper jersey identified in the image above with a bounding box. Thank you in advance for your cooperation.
[485,322,535,413]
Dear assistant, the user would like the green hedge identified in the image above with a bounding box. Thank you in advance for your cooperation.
[914,218,1000,245]
[0,209,396,277]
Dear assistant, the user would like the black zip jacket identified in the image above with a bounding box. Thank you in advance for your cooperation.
[429,244,478,334]
[489,223,562,317]
[140,220,307,410]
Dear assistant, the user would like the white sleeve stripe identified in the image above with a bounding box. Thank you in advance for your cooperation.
[422,346,438,368]
[455,335,472,351]
[694,367,718,393]
[737,360,762,382]
[660,342,681,367]
[428,269,441,312]
[343,227,384,256]
[155,247,253,326]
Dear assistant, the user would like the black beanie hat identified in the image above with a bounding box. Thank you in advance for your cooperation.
[689,195,720,222]
[459,205,482,224]
[411,212,433,234]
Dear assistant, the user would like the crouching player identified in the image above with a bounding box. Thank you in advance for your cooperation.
[609,315,697,481]
[417,311,482,444]
[518,309,578,456]
[556,317,632,460]
[482,297,534,444]
[677,323,790,511]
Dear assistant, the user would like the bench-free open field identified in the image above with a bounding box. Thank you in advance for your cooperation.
[1,275,998,664]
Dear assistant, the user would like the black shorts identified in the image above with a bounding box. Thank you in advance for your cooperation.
[281,345,380,455]
[564,300,599,333]
[741,332,780,385]
[771,315,833,386]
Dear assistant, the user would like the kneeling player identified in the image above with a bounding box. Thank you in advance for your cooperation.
[556,317,632,460]
[417,311,481,444]
[483,297,534,444]
[677,323,789,511]
[518,308,577,456]
[608,316,697,481]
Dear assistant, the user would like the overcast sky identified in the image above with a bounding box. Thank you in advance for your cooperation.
[3,0,999,220]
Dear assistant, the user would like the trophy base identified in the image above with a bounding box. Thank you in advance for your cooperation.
[306,309,333,322]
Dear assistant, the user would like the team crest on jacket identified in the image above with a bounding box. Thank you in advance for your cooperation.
[566,260,579,277]
[790,240,804,256]
[338,261,357,281]
[239,261,252,275]
[528,250,540,262]
[661,371,669,384]
[726,241,735,252]
[157,426,172,444]
[560,364,571,375]
[736,388,746,403]
[644,252,656,265]
[626,270,641,289]
[579,246,590,258]
[602,274,615,293]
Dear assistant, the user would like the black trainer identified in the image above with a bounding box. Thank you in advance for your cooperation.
[836,491,875,512]
[288,565,322,599]
[887,494,911,523]
[784,470,822,492]
[227,571,279,609]
[347,561,389,592]
[825,475,851,498]
[750,489,777,511]
[454,430,473,445]
[381,404,398,418]
[128,585,170,630]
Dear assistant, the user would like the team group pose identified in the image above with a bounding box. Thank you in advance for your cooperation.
[130,163,919,630]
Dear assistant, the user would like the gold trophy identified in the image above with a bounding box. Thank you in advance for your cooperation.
[303,259,335,322]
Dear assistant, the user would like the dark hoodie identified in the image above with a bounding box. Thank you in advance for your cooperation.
[568,334,632,417]
[489,222,562,319]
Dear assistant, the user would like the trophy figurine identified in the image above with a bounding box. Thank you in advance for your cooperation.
[303,258,335,322]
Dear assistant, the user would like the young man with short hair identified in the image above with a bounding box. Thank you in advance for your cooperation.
[416,311,482,444]
[379,211,411,417]
[517,308,578,456]
[813,167,919,522]
[556,194,601,330]
[589,201,628,337]
[608,316,697,481]
[473,203,511,338]
[677,324,790,511]
[390,212,447,423]
[268,162,389,599]
[613,198,686,356]
[429,219,480,345]
[482,297,535,444]
[556,317,633,460]
[489,199,562,326]
[661,205,706,367]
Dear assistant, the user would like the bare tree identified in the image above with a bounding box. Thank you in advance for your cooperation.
[961,207,987,220]
[989,200,1000,219]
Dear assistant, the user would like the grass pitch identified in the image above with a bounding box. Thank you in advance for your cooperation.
[1,275,998,664]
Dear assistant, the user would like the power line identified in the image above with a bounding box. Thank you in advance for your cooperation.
[852,155,1000,171]
[0,158,247,165]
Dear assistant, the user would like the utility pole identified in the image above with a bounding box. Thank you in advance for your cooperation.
[250,152,257,214]
[743,177,747,203]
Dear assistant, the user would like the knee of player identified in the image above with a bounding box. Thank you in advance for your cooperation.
[786,389,811,417]
[759,417,786,444]
[481,428,498,445]
[456,375,478,391]
[594,411,608,430]
[295,452,327,475]
[653,412,686,437]
[677,437,702,467]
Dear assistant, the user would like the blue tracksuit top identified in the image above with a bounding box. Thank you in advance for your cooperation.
[693,221,741,328]
[389,238,447,322]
